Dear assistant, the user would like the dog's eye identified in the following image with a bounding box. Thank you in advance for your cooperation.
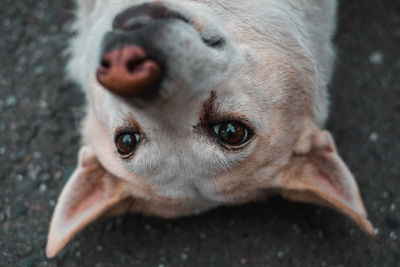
[115,133,140,156]
[213,121,250,146]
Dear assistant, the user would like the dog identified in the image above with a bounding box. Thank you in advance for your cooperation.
[46,0,374,258]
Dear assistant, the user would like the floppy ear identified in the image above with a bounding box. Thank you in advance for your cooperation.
[279,130,374,235]
[46,146,125,258]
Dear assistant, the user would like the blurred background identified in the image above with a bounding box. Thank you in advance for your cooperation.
[0,0,399,266]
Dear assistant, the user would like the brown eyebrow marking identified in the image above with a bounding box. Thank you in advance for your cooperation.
[195,90,256,133]
[195,90,219,131]
[114,113,143,135]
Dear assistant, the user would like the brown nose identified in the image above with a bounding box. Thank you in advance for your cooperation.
[96,45,162,97]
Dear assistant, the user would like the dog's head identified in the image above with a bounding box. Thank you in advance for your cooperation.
[47,0,373,257]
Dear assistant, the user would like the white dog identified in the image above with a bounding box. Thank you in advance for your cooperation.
[46,0,374,257]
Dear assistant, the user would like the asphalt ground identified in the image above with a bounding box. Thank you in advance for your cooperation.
[0,0,399,266]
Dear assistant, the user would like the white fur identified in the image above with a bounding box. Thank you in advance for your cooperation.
[66,0,338,203]
[46,0,377,258]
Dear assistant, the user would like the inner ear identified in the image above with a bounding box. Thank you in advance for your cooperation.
[46,146,125,258]
[65,163,107,219]
[279,130,374,235]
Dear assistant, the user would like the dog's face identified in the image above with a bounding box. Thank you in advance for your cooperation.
[46,0,373,257]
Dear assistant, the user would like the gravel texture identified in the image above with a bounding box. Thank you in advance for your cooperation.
[1,0,399,266]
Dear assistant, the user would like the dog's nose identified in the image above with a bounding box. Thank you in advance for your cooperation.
[96,45,162,97]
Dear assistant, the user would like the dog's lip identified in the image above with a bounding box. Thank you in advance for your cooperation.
[114,15,155,32]
[112,4,190,31]
[112,4,224,49]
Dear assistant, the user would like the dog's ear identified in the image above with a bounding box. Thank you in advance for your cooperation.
[46,146,124,258]
[279,129,374,235]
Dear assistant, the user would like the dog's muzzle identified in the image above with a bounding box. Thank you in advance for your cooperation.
[96,3,188,97]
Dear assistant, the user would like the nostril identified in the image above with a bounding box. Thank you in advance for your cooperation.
[101,58,111,69]
[126,59,140,73]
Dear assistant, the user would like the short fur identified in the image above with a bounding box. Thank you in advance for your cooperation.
[47,0,373,258]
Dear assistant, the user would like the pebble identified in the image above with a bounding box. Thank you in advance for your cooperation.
[382,191,390,199]
[49,200,56,207]
[240,258,247,265]
[54,171,62,180]
[6,95,17,107]
[28,165,41,180]
[389,231,398,241]
[369,132,379,142]
[277,251,284,258]
[0,147,6,155]
[39,100,48,109]
[369,51,384,64]
[374,228,380,235]
[5,206,11,218]
[39,183,47,193]
[180,253,188,261]
[34,65,46,75]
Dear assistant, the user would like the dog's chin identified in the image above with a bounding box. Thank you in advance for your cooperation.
[101,3,226,68]
[112,2,225,50]
[101,19,195,65]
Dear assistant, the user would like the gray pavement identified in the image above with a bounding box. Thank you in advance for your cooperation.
[0,0,399,266]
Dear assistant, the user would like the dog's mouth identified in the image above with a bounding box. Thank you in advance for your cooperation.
[97,2,227,97]
[112,3,225,49]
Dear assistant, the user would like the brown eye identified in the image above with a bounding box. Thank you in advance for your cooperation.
[115,133,140,156]
[213,121,250,146]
